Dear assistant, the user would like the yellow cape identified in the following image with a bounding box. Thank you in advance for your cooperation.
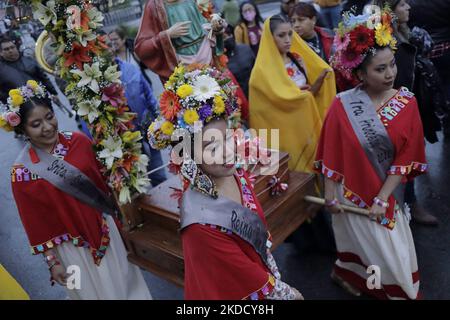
[249,18,336,172]
[0,264,30,300]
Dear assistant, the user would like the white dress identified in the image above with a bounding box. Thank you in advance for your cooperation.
[332,185,419,300]
[55,215,152,300]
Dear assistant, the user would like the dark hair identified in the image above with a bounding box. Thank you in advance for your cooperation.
[355,45,392,74]
[109,26,127,40]
[225,24,235,37]
[239,1,264,26]
[289,2,317,19]
[14,96,54,135]
[269,14,290,34]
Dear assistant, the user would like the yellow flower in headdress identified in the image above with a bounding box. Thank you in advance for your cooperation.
[183,109,199,125]
[0,115,13,132]
[161,121,174,136]
[213,95,225,114]
[176,84,193,99]
[375,23,393,47]
[26,80,39,90]
[11,94,24,107]
[9,89,21,98]
[389,37,398,50]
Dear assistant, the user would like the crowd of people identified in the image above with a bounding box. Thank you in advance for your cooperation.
[1,0,449,300]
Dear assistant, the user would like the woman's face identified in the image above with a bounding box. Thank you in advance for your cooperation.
[23,105,59,149]
[242,4,257,23]
[358,47,397,92]
[273,22,293,55]
[108,31,126,53]
[291,13,316,39]
[196,119,236,178]
[394,0,411,24]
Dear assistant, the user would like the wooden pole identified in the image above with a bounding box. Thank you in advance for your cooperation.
[304,195,371,217]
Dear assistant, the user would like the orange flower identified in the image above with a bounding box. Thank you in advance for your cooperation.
[187,63,208,71]
[80,11,90,31]
[96,35,110,50]
[381,13,392,28]
[160,91,181,121]
[122,154,139,172]
[63,42,91,70]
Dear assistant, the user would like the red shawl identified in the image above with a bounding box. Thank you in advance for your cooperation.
[314,88,427,229]
[182,169,275,300]
[11,132,110,265]
[134,0,177,81]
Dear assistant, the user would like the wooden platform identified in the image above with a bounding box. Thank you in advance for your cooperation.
[121,154,320,286]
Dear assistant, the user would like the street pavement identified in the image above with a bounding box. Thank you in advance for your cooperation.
[1,3,449,300]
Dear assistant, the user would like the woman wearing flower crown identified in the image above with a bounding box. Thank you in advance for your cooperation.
[148,64,303,300]
[374,0,440,226]
[314,9,427,299]
[1,82,152,300]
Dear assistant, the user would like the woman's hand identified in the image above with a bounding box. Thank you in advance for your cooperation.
[299,84,312,91]
[310,69,332,95]
[325,198,344,214]
[50,264,68,286]
[167,21,191,39]
[368,203,387,221]
[328,202,344,214]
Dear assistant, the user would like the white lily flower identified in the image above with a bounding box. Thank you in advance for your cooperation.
[76,29,97,47]
[133,176,151,194]
[33,0,57,26]
[87,7,104,29]
[70,62,101,93]
[135,154,149,173]
[104,65,121,84]
[98,136,124,169]
[77,99,101,123]
[119,186,131,204]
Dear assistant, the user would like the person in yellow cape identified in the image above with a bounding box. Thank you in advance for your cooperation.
[0,264,30,300]
[249,15,336,172]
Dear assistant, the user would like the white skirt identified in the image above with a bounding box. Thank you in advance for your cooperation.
[55,215,152,300]
[332,188,420,300]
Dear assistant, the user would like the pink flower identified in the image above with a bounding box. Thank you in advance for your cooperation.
[333,33,350,51]
[340,48,364,69]
[6,112,21,127]
[101,84,126,107]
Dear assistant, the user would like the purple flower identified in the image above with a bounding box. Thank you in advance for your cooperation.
[198,104,213,120]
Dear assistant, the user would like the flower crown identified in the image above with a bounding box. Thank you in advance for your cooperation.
[331,6,397,81]
[0,81,48,132]
[147,64,240,150]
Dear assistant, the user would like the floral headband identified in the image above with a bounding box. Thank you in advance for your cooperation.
[0,81,48,132]
[331,6,397,82]
[147,64,240,150]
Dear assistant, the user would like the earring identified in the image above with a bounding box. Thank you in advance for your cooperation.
[180,157,218,199]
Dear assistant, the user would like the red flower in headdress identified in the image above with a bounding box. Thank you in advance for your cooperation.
[349,25,375,53]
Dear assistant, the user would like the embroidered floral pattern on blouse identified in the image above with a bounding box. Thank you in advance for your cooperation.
[244,274,276,300]
[30,215,110,266]
[388,162,428,175]
[378,87,415,127]
[11,132,72,183]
